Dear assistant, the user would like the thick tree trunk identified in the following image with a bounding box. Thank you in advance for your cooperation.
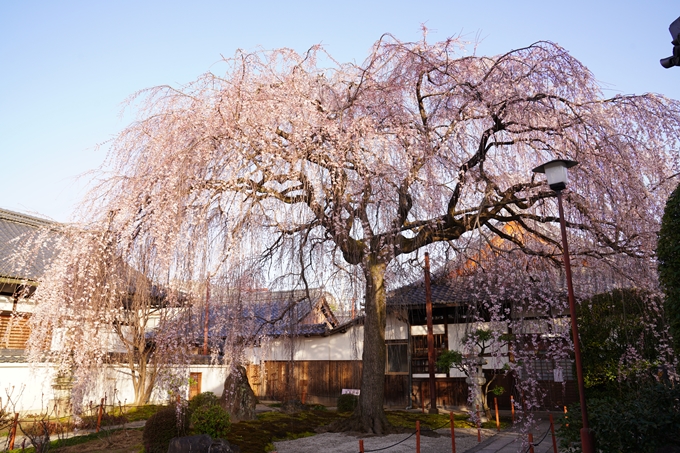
[339,260,394,434]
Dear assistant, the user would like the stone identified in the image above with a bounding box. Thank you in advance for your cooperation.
[280,399,306,414]
[221,365,257,421]
[167,434,240,453]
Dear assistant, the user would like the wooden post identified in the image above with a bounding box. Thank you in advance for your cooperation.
[416,420,421,453]
[549,413,558,453]
[450,411,456,453]
[8,412,19,450]
[528,432,535,453]
[494,397,500,432]
[359,439,364,453]
[476,404,481,442]
[424,253,438,414]
[511,395,515,423]
[300,379,308,405]
[96,398,104,433]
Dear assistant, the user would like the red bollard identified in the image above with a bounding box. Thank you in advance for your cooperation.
[549,413,558,453]
[450,412,456,453]
[528,432,535,453]
[494,397,500,432]
[8,412,19,450]
[359,439,364,453]
[416,420,421,453]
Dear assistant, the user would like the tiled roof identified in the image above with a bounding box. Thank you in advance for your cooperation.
[0,208,60,282]
[193,288,334,340]
[388,281,470,307]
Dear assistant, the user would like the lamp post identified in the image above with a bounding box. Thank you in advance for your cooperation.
[532,159,594,453]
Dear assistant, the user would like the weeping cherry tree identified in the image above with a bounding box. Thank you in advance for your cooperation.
[26,34,680,432]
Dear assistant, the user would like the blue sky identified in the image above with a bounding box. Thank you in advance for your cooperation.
[1,0,678,223]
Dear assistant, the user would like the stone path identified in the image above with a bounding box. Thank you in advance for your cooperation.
[464,421,558,453]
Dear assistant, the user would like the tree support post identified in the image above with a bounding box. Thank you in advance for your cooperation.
[96,398,104,433]
[8,412,19,450]
[424,253,438,414]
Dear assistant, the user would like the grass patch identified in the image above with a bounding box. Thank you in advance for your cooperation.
[481,418,511,430]
[9,427,144,453]
[385,411,474,430]
[7,407,504,453]
[124,404,165,422]
[226,409,348,453]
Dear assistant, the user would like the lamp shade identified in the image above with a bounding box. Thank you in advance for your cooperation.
[532,159,578,191]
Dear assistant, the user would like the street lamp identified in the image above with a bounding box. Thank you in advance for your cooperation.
[532,159,595,453]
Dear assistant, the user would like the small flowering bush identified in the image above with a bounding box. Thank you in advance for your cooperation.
[190,404,231,438]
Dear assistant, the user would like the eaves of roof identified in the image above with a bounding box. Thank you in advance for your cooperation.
[0,208,60,282]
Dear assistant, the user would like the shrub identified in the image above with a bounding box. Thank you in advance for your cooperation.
[188,392,219,414]
[190,404,231,438]
[336,394,358,413]
[559,384,680,453]
[142,405,189,453]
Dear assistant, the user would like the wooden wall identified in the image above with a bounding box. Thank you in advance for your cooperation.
[246,360,578,410]
[246,361,409,407]
[0,313,30,349]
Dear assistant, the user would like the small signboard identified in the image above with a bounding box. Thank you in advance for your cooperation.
[554,368,564,383]
[342,389,360,396]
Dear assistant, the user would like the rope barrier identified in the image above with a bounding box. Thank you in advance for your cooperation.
[360,431,417,452]
[522,425,552,453]
[358,416,459,453]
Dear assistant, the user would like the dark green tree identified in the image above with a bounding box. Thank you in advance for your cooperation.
[577,288,664,393]
[657,182,680,353]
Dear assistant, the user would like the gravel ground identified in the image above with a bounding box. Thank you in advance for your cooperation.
[273,427,496,453]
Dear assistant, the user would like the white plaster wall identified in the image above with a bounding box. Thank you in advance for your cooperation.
[188,365,227,397]
[1,297,37,313]
[0,363,232,413]
[49,326,132,354]
[0,364,57,413]
[385,314,408,340]
[244,324,364,363]
[411,324,445,336]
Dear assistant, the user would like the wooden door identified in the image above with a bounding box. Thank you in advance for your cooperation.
[189,372,202,399]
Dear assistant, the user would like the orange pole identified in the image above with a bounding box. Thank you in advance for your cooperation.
[511,395,515,423]
[494,397,500,432]
[450,412,456,453]
[96,398,104,433]
[549,413,558,453]
[8,412,18,450]
[528,432,535,453]
[416,420,421,453]
[359,439,364,453]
